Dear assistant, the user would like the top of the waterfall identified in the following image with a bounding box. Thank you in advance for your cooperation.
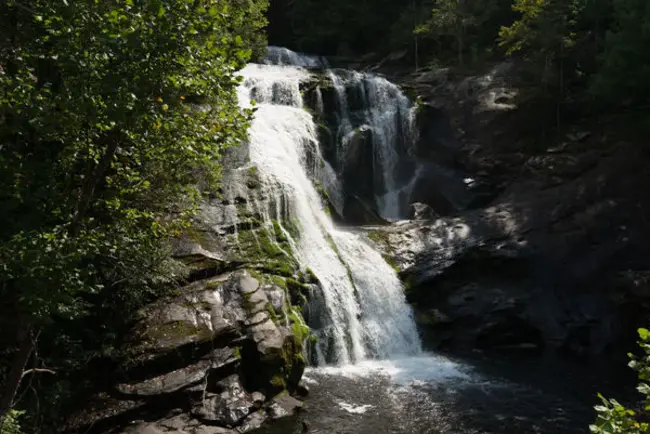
[264,46,329,69]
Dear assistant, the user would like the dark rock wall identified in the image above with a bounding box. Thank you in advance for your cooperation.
[369,61,650,358]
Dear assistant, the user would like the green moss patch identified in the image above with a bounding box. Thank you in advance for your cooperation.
[367,230,390,246]
[236,223,300,277]
[266,302,280,324]
[145,320,213,346]
[382,254,401,273]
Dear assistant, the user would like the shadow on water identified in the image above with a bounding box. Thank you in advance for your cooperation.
[256,351,636,434]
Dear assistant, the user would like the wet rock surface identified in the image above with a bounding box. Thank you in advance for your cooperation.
[369,145,650,356]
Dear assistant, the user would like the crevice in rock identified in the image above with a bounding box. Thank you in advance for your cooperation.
[186,262,246,285]
[120,334,245,385]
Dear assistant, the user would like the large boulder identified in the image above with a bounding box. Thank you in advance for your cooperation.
[121,272,249,371]
[414,103,460,166]
[120,414,236,434]
[192,376,262,427]
[409,202,438,221]
[342,126,374,198]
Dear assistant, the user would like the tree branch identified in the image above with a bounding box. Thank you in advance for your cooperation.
[9,1,37,15]
[21,368,56,379]
[69,130,121,237]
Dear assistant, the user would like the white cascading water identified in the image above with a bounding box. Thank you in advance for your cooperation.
[366,77,416,219]
[264,45,329,69]
[328,72,355,169]
[238,53,421,366]
[332,232,421,359]
[327,70,417,220]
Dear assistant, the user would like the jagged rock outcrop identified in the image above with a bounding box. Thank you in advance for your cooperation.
[65,51,650,434]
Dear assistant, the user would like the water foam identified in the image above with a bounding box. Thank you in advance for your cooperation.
[312,354,471,386]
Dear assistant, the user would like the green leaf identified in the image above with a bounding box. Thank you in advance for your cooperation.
[637,383,650,396]
[157,5,166,17]
[640,328,650,341]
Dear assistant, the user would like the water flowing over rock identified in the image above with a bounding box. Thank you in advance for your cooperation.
[264,46,329,69]
[359,60,650,359]
[67,47,504,434]
[59,43,650,434]
[237,50,421,365]
[311,70,419,221]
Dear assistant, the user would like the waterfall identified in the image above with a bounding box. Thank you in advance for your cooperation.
[264,46,329,69]
[326,70,417,220]
[237,49,421,366]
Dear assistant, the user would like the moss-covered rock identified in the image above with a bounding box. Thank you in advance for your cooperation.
[122,276,241,369]
[235,222,301,278]
[109,269,310,433]
[88,127,317,433]
[191,269,303,400]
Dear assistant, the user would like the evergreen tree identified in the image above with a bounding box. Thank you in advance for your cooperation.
[415,0,500,66]
[591,0,650,105]
[499,0,585,96]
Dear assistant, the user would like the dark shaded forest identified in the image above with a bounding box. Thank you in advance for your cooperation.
[269,0,650,128]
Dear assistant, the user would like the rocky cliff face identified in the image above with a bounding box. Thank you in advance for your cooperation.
[66,149,312,434]
[365,60,650,357]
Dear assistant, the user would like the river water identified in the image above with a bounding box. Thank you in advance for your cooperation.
[258,352,633,434]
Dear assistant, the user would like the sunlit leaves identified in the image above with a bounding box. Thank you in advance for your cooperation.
[0,409,26,434]
[415,0,499,64]
[591,329,650,433]
[499,0,584,56]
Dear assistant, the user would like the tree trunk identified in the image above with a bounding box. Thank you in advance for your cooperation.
[414,35,419,71]
[69,131,120,236]
[0,328,40,424]
[1,131,121,425]
[413,0,419,71]
[557,58,563,129]
[557,44,564,130]
[0,132,120,426]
